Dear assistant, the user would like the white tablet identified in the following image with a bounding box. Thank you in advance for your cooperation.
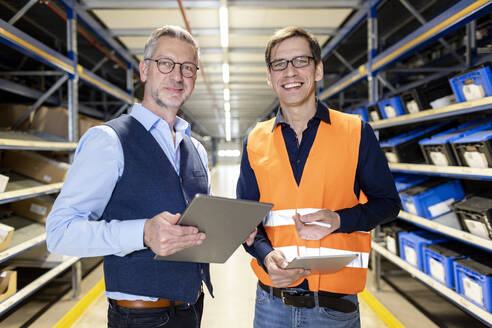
[155,194,273,263]
[284,254,358,273]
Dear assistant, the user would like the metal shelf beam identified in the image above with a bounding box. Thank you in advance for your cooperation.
[389,163,492,181]
[0,183,63,205]
[372,242,492,326]
[398,211,492,251]
[371,96,492,130]
[320,0,492,100]
[0,138,77,151]
[0,18,133,104]
[0,256,79,316]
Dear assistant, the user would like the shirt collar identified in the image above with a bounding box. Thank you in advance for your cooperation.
[271,98,331,132]
[130,103,191,135]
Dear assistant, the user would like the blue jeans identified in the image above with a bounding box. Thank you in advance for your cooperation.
[107,293,204,328]
[253,285,361,328]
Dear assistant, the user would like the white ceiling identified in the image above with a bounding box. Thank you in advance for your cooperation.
[85,0,357,139]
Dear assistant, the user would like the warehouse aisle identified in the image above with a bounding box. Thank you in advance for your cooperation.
[70,165,387,327]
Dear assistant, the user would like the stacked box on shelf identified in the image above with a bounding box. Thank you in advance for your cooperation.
[381,221,419,256]
[367,104,382,122]
[380,121,453,163]
[393,173,429,192]
[454,255,492,312]
[378,96,406,119]
[423,242,479,289]
[452,196,492,240]
[419,119,492,166]
[451,128,492,168]
[399,179,465,219]
[399,230,449,270]
[449,65,492,102]
[351,107,369,122]
[400,77,454,113]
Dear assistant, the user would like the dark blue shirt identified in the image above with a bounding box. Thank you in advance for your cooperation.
[237,100,401,274]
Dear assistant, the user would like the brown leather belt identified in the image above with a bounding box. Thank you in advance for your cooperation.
[113,285,203,309]
[115,298,184,309]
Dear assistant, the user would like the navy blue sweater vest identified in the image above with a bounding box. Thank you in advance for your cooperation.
[102,115,212,303]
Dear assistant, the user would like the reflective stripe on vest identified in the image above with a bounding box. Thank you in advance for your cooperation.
[247,109,371,294]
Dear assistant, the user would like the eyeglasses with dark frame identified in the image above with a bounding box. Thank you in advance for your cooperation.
[145,58,199,78]
[269,56,314,72]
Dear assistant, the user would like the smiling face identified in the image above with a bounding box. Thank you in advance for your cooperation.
[266,37,323,109]
[139,36,197,116]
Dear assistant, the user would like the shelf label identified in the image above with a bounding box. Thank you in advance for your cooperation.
[406,100,419,114]
[384,105,397,118]
[464,219,490,239]
[429,258,445,283]
[42,175,53,183]
[385,152,398,163]
[428,198,454,217]
[405,200,418,215]
[386,236,397,254]
[404,245,417,267]
[430,152,449,166]
[464,151,488,169]
[463,276,484,306]
[462,84,485,102]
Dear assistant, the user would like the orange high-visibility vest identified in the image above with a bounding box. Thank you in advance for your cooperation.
[247,109,370,294]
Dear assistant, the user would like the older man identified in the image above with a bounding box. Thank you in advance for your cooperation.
[47,26,211,327]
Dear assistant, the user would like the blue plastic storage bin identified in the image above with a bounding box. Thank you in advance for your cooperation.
[351,107,369,122]
[399,230,448,271]
[451,129,492,168]
[423,242,478,289]
[454,255,492,312]
[393,173,429,192]
[399,179,465,219]
[449,65,492,102]
[419,119,492,166]
[378,96,406,119]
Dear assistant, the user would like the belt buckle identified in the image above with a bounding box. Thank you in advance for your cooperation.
[280,290,315,308]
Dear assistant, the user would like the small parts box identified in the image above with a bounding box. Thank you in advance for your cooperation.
[449,65,492,102]
[393,173,429,192]
[454,255,492,312]
[423,242,478,289]
[367,104,382,122]
[399,179,465,219]
[401,77,454,113]
[452,196,492,240]
[451,129,492,169]
[381,221,418,256]
[378,97,406,119]
[399,230,448,271]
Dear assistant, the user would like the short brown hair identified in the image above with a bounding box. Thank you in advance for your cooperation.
[265,26,321,68]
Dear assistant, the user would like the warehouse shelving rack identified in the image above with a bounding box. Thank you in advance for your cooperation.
[0,0,138,316]
[315,0,492,325]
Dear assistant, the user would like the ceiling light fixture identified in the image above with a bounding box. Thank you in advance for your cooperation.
[225,111,231,142]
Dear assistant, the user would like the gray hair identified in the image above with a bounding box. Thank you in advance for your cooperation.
[143,25,199,61]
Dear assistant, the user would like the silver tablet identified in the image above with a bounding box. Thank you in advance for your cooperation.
[155,194,273,263]
[284,254,358,273]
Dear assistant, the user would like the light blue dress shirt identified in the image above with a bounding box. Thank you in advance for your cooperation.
[46,103,210,300]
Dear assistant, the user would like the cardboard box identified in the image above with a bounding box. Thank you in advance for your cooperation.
[2,151,70,183]
[79,114,103,137]
[10,195,55,224]
[0,104,32,129]
[0,270,17,303]
[0,174,8,193]
[0,223,14,252]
